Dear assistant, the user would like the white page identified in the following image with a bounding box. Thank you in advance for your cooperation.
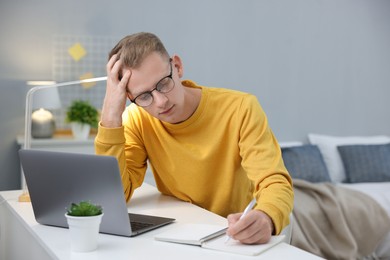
[202,235,286,256]
[154,223,227,246]
[155,223,285,256]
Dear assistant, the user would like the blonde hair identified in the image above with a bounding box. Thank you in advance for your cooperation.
[109,32,170,69]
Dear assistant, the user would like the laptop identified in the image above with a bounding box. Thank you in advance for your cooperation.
[18,149,175,237]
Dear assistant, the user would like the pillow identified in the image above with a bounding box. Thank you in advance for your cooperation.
[308,134,390,183]
[282,145,331,183]
[279,141,303,148]
[337,143,390,183]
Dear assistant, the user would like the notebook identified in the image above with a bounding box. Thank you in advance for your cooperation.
[155,223,285,256]
[19,149,175,237]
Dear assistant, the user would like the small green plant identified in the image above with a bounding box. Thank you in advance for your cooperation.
[66,100,99,128]
[66,201,103,217]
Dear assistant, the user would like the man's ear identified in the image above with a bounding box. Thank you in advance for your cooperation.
[171,54,184,78]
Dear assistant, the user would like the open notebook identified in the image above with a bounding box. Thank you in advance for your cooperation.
[154,223,285,256]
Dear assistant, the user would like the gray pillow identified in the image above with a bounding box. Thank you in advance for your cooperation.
[282,145,331,183]
[337,143,390,183]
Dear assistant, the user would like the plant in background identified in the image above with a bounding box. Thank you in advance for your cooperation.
[66,100,99,128]
[66,201,103,217]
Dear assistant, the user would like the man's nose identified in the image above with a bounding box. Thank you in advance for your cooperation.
[152,90,168,106]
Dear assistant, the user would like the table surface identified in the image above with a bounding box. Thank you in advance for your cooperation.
[0,185,323,260]
[16,135,95,146]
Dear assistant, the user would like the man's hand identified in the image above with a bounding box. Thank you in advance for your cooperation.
[100,54,131,128]
[226,210,274,244]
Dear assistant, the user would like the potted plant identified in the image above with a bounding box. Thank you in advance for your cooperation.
[65,201,104,252]
[66,100,99,140]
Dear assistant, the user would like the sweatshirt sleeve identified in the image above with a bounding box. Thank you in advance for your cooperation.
[94,120,147,202]
[238,94,294,235]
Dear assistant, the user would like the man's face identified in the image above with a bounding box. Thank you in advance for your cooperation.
[125,52,186,124]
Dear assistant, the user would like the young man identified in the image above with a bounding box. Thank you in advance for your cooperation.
[95,32,293,245]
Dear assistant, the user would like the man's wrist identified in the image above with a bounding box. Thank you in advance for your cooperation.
[100,116,123,128]
[258,210,275,235]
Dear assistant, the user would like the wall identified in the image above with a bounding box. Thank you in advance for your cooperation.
[1,0,389,190]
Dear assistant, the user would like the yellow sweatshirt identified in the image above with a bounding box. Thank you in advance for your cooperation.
[95,80,293,235]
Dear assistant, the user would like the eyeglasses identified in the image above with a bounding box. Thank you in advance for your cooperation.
[130,59,175,107]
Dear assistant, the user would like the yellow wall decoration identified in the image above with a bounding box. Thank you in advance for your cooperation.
[79,72,96,89]
[68,43,87,62]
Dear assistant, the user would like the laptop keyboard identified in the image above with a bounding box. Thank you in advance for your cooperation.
[131,221,154,231]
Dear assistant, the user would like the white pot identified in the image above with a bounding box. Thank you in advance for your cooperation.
[70,122,91,140]
[65,213,104,252]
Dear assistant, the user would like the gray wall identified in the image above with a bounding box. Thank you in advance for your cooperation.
[1,0,389,190]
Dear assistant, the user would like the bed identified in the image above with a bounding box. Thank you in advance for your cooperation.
[280,134,390,260]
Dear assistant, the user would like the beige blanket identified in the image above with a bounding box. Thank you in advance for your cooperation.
[291,179,390,260]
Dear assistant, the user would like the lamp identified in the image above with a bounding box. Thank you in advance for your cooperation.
[27,82,62,138]
[19,76,107,202]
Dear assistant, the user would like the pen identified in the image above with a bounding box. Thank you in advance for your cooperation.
[225,197,257,243]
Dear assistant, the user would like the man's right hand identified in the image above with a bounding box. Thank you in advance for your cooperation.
[100,54,131,128]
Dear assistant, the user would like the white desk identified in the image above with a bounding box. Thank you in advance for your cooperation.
[0,185,323,260]
[16,135,96,154]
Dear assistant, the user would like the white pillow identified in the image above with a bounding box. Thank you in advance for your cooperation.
[279,141,303,148]
[308,134,390,183]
